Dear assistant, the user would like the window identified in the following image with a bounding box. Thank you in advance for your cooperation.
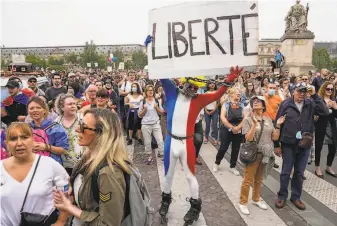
[267,47,271,53]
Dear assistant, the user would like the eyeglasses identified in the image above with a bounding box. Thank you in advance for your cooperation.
[97,96,108,99]
[88,90,97,93]
[325,88,334,92]
[79,120,97,133]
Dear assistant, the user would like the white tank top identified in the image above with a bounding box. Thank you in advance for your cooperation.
[128,94,143,109]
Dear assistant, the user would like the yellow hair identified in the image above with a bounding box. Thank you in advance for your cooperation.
[180,76,206,88]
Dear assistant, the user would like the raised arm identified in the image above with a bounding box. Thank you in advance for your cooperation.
[160,79,177,98]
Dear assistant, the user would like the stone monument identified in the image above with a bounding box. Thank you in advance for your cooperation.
[280,0,315,75]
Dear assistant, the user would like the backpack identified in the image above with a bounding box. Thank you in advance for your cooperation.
[142,98,160,117]
[31,122,58,157]
[92,162,153,226]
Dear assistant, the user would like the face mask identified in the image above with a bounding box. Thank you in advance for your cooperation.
[131,88,137,92]
[268,89,275,96]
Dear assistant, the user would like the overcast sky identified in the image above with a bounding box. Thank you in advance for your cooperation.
[1,0,336,48]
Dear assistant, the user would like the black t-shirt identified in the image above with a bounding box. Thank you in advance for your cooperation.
[45,87,67,102]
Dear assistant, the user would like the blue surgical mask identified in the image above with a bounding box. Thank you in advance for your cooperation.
[131,88,137,92]
[268,89,275,96]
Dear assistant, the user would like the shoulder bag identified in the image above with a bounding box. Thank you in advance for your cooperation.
[19,155,58,226]
[239,120,264,164]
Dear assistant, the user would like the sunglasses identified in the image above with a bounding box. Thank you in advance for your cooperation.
[326,88,334,92]
[97,95,108,99]
[28,80,37,83]
[79,120,97,133]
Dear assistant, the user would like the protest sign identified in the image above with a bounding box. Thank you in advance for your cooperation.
[86,63,91,67]
[94,62,98,67]
[107,66,113,72]
[119,62,125,70]
[147,1,259,79]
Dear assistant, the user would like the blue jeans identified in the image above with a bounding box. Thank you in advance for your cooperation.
[205,110,219,140]
[278,144,310,201]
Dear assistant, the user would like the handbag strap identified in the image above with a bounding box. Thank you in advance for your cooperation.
[20,155,41,213]
[256,120,265,144]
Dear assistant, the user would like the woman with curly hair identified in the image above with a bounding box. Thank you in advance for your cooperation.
[55,94,83,175]
[314,81,337,178]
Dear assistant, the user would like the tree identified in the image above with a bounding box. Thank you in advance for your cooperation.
[1,59,9,70]
[65,53,79,65]
[132,50,148,70]
[331,58,337,72]
[26,55,48,68]
[312,48,331,71]
[48,56,64,65]
[124,60,134,70]
[112,49,125,68]
[96,55,108,69]
[80,40,99,67]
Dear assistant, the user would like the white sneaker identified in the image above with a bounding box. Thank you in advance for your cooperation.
[238,204,250,215]
[230,168,240,176]
[213,164,219,173]
[252,200,268,210]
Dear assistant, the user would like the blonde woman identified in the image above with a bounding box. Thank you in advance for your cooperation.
[214,88,246,175]
[53,108,131,226]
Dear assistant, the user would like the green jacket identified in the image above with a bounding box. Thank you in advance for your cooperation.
[72,162,126,226]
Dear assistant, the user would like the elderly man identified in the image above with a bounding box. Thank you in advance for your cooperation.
[312,68,329,92]
[274,83,329,210]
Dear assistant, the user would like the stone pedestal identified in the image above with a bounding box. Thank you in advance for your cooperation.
[280,31,315,75]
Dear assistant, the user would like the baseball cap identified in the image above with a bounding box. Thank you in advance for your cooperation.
[295,82,307,92]
[5,80,20,88]
[68,72,75,77]
[28,76,37,82]
[105,79,112,84]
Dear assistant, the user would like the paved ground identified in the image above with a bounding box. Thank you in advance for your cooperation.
[127,138,337,226]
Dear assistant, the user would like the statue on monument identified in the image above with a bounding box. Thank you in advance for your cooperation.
[285,0,309,33]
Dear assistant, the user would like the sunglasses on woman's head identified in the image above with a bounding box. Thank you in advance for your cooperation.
[79,120,97,133]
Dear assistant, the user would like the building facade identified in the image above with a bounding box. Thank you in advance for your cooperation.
[313,42,337,59]
[258,39,281,70]
[0,44,145,61]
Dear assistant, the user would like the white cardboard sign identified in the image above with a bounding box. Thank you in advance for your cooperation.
[147,1,259,79]
[119,62,125,70]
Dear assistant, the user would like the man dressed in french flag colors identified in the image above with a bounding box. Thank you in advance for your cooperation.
[142,33,243,224]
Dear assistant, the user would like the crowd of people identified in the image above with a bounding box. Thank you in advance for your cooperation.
[1,66,337,225]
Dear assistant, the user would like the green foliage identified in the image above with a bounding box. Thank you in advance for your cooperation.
[112,49,125,68]
[312,48,333,71]
[65,53,79,65]
[47,56,65,65]
[26,55,48,68]
[124,60,134,70]
[80,40,100,67]
[48,65,66,71]
[1,59,9,70]
[132,50,148,70]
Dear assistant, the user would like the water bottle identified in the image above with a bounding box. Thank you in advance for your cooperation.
[54,175,69,194]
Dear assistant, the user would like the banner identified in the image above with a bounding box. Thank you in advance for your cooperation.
[118,62,125,70]
[147,1,259,79]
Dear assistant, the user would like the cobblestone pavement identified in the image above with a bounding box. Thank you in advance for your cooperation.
[130,139,337,226]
